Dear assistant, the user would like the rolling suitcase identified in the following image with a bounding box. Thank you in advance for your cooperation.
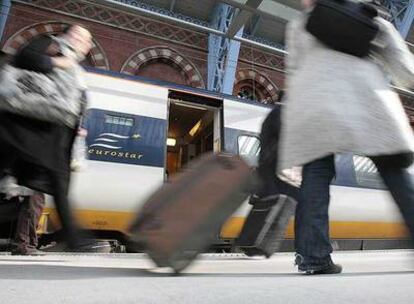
[128,153,251,273]
[235,193,297,258]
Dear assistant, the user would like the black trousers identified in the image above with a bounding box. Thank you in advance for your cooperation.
[255,104,299,200]
[0,112,84,249]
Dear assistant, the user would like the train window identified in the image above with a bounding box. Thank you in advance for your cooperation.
[105,115,134,127]
[238,135,260,167]
[353,155,386,189]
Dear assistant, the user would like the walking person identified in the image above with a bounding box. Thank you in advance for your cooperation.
[0,24,96,251]
[254,90,300,201]
[278,0,414,274]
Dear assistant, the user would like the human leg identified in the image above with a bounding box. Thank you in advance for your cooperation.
[11,193,45,255]
[294,155,341,273]
[372,155,414,244]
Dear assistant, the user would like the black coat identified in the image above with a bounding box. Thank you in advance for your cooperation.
[0,35,79,194]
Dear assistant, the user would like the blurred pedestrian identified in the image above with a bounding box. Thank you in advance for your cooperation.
[279,0,414,274]
[0,24,95,251]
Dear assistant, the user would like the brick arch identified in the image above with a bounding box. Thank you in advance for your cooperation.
[235,69,280,103]
[121,46,205,89]
[2,21,109,70]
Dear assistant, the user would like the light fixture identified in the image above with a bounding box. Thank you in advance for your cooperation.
[167,138,176,147]
[189,120,202,137]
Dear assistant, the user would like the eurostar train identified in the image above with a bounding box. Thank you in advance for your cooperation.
[30,69,413,249]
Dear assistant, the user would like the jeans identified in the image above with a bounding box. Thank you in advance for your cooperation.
[295,154,414,265]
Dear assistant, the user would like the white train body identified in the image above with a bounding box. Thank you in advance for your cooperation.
[41,70,407,242]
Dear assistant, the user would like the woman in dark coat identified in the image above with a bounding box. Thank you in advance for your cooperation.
[0,24,93,250]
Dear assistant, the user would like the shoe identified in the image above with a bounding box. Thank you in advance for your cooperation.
[295,254,342,275]
[66,240,112,253]
[301,261,343,275]
[241,247,268,257]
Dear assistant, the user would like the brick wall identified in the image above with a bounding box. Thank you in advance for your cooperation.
[2,2,208,86]
[3,1,412,114]
[2,1,288,100]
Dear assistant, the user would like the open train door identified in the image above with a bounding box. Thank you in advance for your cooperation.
[165,91,223,177]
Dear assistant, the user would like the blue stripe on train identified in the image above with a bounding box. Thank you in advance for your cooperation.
[83,109,166,167]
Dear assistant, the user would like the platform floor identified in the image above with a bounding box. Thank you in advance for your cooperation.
[0,250,413,304]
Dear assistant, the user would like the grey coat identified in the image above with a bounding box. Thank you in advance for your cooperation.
[278,15,414,171]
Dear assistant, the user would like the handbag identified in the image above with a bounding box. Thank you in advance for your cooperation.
[70,129,89,172]
[306,0,379,57]
[0,63,82,128]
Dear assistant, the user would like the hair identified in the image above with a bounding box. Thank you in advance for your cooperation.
[62,23,90,34]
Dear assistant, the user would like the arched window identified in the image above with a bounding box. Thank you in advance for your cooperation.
[234,69,279,104]
[121,46,205,88]
[2,21,109,70]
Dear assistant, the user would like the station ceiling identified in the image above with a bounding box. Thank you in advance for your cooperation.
[105,0,413,51]
[135,0,302,45]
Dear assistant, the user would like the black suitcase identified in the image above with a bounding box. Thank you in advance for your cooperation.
[237,92,298,258]
[235,193,297,258]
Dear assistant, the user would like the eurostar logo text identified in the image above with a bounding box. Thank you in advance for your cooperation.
[89,133,141,150]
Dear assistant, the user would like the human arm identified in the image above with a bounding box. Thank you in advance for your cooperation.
[371,18,414,89]
[14,35,75,72]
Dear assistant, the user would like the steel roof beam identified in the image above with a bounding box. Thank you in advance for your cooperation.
[169,0,177,12]
[226,0,263,39]
[223,0,300,22]
[400,0,414,38]
[0,0,11,41]
[96,0,287,54]
[208,3,242,94]
[95,0,413,97]
[250,15,262,35]
[381,0,414,39]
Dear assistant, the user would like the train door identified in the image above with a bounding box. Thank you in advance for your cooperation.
[166,91,222,177]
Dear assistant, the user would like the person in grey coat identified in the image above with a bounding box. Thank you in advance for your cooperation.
[279,0,414,274]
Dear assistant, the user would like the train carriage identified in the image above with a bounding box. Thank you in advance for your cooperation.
[9,68,411,250]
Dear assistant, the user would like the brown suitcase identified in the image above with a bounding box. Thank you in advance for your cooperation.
[128,153,251,273]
